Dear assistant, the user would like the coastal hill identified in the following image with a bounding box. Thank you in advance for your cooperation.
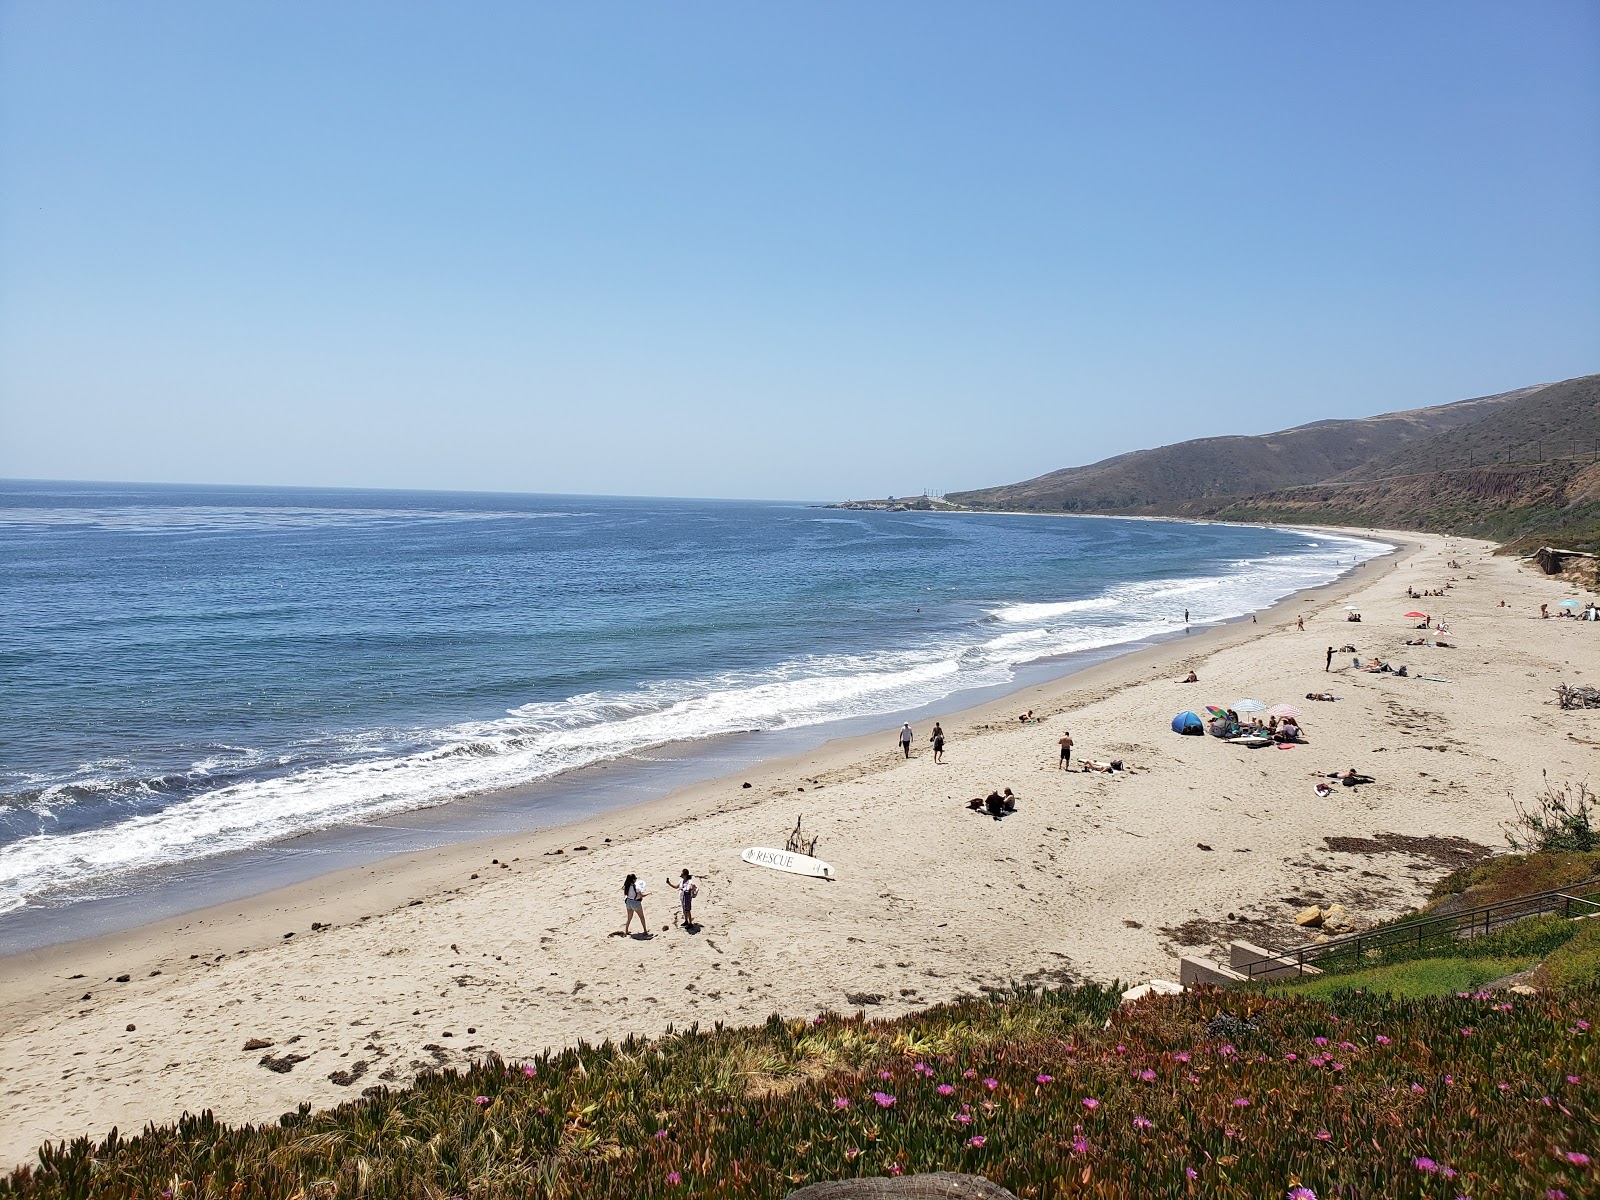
[919,372,1600,548]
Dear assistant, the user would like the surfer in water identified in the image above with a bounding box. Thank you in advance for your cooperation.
[898,723,914,758]
[622,874,651,938]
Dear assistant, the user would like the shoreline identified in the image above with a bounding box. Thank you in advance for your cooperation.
[0,520,1392,956]
[6,525,1595,1167]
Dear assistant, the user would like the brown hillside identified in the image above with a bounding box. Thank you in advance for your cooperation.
[946,386,1540,514]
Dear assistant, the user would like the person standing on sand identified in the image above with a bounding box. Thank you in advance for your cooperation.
[1184,609,1189,625]
[1325,646,1334,672]
[622,874,650,937]
[669,869,698,929]
[1297,616,1305,631]
[899,723,914,758]
[931,722,946,763]
[1057,730,1073,769]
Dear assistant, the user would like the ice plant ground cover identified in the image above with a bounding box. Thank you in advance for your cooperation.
[3,982,1594,1199]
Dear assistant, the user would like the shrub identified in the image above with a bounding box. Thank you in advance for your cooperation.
[1504,777,1596,854]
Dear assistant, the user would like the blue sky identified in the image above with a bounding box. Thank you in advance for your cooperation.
[2,2,1596,500]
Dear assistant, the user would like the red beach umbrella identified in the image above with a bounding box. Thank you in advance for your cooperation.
[1403,610,1428,618]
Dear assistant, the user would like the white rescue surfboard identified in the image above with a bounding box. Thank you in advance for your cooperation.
[741,847,835,879]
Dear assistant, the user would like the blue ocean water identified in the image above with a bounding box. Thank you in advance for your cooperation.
[0,481,1389,917]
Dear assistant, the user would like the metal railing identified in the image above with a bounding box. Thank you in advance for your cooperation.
[1233,877,1600,981]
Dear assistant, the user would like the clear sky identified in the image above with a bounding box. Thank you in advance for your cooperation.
[2,2,1596,501]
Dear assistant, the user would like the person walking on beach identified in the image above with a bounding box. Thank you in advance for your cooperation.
[1057,730,1074,770]
[622,873,650,937]
[899,723,914,758]
[1325,645,1334,671]
[1297,616,1305,631]
[1183,609,1189,625]
[668,868,698,929]
[930,722,946,763]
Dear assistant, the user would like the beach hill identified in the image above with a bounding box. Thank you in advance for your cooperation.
[944,372,1599,546]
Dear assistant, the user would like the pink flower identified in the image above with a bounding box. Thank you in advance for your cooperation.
[666,1172,681,1185]
[1565,1151,1591,1167]
[1567,1075,1582,1084]
[1186,1167,1198,1180]
[983,1078,998,1090]
[955,1112,972,1124]
[1219,1044,1236,1057]
[1173,1051,1190,1063]
[1339,1042,1356,1051]
[1116,1044,1127,1053]
[1314,1037,1328,1046]
[1036,1073,1054,1084]
[1548,1191,1567,1200]
[845,1148,860,1160]
[833,1096,850,1109]
[963,1068,976,1078]
[937,1084,955,1096]
[1574,1020,1590,1032]
[967,1136,986,1148]
[521,1063,537,1077]
[1414,1157,1438,1173]
[879,1070,893,1080]
[1071,1138,1089,1154]
[473,1096,490,1106]
[888,1164,903,1176]
[1460,1027,1474,1037]
[1233,1097,1250,1107]
[653,1129,669,1139]
[1186,1073,1201,1084]
[1082,1097,1099,1109]
[1133,1116,1154,1131]
[1375,1035,1391,1046]
[1285,1053,1298,1063]
[1497,1083,1511,1092]
[872,1091,896,1108]
[1288,1189,1317,1200]
[1139,1068,1156,1081]
[1315,1130,1332,1142]
[1411,1083,1425,1094]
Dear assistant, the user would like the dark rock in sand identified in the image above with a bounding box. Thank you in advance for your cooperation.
[114,974,130,982]
[260,1052,308,1073]
[243,1038,274,1051]
[125,1024,136,1032]
[1196,843,1213,851]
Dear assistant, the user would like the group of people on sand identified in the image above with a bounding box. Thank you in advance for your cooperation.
[1207,709,1304,743]
[620,869,700,939]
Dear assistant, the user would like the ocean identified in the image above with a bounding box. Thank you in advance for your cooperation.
[0,481,1390,930]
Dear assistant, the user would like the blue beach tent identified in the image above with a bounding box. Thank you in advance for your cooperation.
[1171,711,1205,735]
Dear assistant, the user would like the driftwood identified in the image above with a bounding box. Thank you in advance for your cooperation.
[786,815,820,856]
[786,1173,1018,1200]
[1555,684,1600,710]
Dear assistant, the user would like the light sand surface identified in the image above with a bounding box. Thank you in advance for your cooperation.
[2,528,1596,1167]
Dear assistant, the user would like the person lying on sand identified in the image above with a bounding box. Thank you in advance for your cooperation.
[1304,692,1338,702]
[1323,768,1375,787]
[1079,759,1125,773]
[1179,671,1199,683]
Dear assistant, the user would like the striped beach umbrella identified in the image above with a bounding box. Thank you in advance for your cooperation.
[1268,704,1302,719]
[1233,698,1267,713]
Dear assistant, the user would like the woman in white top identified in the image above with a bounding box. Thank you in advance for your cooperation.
[622,873,650,937]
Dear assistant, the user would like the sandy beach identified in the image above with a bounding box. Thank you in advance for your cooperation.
[2,527,1595,1168]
